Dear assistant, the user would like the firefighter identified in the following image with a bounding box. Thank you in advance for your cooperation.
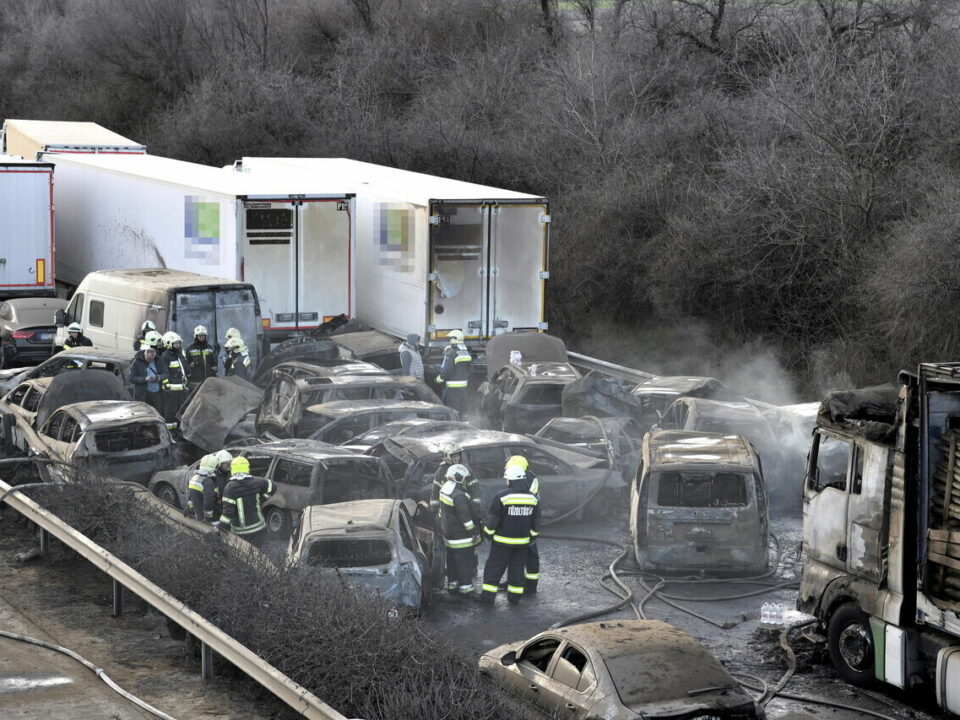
[186,454,219,521]
[186,325,218,387]
[215,456,275,549]
[439,463,481,595]
[480,464,540,605]
[133,320,156,351]
[430,443,482,522]
[160,331,189,429]
[129,338,167,414]
[398,333,424,380]
[506,454,540,594]
[62,322,93,349]
[223,337,252,380]
[436,329,471,416]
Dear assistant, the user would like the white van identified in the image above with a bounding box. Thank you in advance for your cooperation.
[54,269,264,367]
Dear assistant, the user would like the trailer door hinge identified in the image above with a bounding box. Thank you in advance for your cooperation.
[539,214,551,224]
[539,271,550,280]
[490,268,499,277]
[538,322,549,330]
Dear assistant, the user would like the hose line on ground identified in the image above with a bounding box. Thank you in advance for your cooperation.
[0,629,178,720]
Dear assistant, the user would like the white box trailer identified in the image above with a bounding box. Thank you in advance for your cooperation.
[2,119,146,159]
[0,155,56,297]
[239,158,550,350]
[44,153,355,339]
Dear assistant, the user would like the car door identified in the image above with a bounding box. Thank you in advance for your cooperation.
[802,430,853,571]
[511,637,571,714]
[547,642,600,718]
[271,457,315,515]
[395,508,425,601]
[317,414,376,444]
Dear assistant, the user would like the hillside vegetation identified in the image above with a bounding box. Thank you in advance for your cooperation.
[2,0,957,396]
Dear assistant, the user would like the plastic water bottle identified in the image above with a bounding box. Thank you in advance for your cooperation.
[774,603,785,625]
[761,602,771,624]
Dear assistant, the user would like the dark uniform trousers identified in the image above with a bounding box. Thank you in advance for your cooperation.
[482,543,529,604]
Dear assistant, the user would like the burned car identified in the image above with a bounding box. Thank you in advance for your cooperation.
[33,400,176,484]
[177,375,264,454]
[0,370,130,454]
[339,417,472,452]
[479,620,762,719]
[287,498,444,610]
[256,369,440,438]
[150,439,394,538]
[294,399,458,444]
[0,297,68,367]
[0,346,134,396]
[478,362,581,433]
[562,373,738,436]
[367,428,623,520]
[253,359,387,389]
[630,430,769,575]
[329,330,405,373]
[534,416,641,485]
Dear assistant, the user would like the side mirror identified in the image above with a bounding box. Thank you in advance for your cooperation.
[54,309,66,326]
[500,650,517,666]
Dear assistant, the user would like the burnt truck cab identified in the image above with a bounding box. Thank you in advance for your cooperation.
[287,498,444,610]
[631,430,769,575]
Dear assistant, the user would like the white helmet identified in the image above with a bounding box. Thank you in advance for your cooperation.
[67,322,82,333]
[141,320,156,332]
[215,449,233,466]
[225,327,241,341]
[442,443,462,461]
[194,325,208,337]
[445,463,469,483]
[225,337,247,353]
[161,331,182,347]
[447,329,464,344]
[144,330,163,348]
[504,465,526,482]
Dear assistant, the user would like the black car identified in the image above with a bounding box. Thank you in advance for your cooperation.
[299,399,459,444]
[0,297,68,367]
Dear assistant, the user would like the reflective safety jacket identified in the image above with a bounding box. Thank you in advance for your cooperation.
[224,350,252,381]
[431,461,482,520]
[186,339,218,383]
[62,333,93,350]
[219,474,274,535]
[484,485,540,546]
[187,469,217,521]
[439,479,480,549]
[438,343,472,389]
[162,347,189,391]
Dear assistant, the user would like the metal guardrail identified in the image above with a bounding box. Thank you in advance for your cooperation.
[568,351,655,383]
[0,479,350,720]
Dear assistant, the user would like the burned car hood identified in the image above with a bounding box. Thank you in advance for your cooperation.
[35,369,130,430]
[485,333,568,378]
[179,376,264,451]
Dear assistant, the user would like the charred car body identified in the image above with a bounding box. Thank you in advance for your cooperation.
[287,498,444,610]
[150,439,394,538]
[0,346,134,396]
[257,369,440,438]
[367,428,623,520]
[479,620,762,719]
[338,418,472,453]
[253,359,388,389]
[479,361,581,433]
[293,399,458,445]
[534,415,641,486]
[631,430,769,575]
[328,330,406,373]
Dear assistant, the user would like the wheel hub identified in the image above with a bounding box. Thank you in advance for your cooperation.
[268,510,282,532]
[838,623,872,670]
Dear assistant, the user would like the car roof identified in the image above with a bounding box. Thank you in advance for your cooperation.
[304,399,449,418]
[673,398,766,423]
[65,400,163,427]
[277,360,386,377]
[13,377,54,393]
[246,439,375,462]
[647,429,756,469]
[548,620,708,660]
[300,499,399,535]
[297,374,422,389]
[506,362,580,382]
[632,376,720,395]
[330,330,400,356]
[387,428,531,458]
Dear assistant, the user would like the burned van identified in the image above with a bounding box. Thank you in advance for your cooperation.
[630,429,769,575]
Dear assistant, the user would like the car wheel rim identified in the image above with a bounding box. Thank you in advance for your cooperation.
[268,511,282,532]
[838,623,872,671]
[160,487,175,504]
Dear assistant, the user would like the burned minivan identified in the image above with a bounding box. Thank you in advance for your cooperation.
[630,430,769,574]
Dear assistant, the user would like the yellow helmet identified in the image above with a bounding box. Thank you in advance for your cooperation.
[230,456,250,475]
[506,455,529,471]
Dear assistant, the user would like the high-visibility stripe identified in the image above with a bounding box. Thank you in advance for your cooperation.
[446,381,468,388]
[502,498,537,506]
[222,497,236,505]
[482,584,499,593]
[218,515,230,524]
[463,520,475,530]
[493,534,530,545]
[500,493,537,504]
[444,537,479,548]
[454,356,471,363]
[484,526,495,535]
[439,494,454,506]
[458,584,474,593]
[507,585,524,594]
[530,530,540,537]
[524,572,540,580]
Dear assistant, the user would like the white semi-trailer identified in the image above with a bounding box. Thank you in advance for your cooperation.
[2,119,146,159]
[45,153,355,339]
[238,158,550,355]
[0,155,56,297]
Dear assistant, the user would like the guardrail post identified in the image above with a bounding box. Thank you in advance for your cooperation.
[112,579,124,617]
[201,641,214,680]
[39,527,49,555]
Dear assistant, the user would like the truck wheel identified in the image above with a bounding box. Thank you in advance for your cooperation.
[154,483,181,510]
[828,603,876,686]
[265,507,292,538]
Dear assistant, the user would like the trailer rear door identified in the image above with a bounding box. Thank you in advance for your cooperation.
[489,202,548,334]
[0,164,54,294]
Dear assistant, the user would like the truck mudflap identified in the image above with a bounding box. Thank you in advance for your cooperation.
[936,646,960,713]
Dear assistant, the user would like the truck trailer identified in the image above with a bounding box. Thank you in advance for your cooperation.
[799,364,960,713]
[44,153,355,340]
[2,119,146,159]
[0,155,55,297]
[237,158,550,357]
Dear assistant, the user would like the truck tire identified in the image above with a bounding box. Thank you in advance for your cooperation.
[265,507,292,538]
[828,602,876,687]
